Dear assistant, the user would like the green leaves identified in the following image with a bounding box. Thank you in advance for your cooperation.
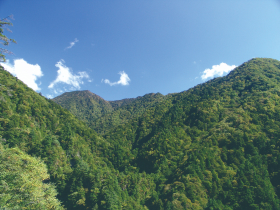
[0,144,63,209]
[0,16,16,62]
[3,58,280,209]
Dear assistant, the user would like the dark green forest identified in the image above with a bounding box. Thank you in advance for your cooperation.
[2,58,280,209]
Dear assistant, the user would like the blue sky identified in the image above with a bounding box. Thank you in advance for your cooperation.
[1,1,280,100]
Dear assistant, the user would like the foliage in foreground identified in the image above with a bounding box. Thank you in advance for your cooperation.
[0,143,63,209]
[0,15,16,62]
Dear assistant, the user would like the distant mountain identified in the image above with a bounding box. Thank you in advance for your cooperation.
[92,92,167,134]
[53,90,167,134]
[109,97,137,109]
[52,90,113,125]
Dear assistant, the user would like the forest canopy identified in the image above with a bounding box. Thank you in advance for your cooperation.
[1,58,280,209]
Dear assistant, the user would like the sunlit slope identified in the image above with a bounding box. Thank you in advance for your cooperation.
[2,58,280,209]
[103,58,280,209]
[0,65,155,210]
[0,144,63,209]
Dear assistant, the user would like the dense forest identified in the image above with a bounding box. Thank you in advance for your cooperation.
[2,58,280,209]
[53,90,168,134]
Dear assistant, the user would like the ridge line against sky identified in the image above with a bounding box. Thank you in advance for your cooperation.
[0,0,279,100]
[1,58,236,98]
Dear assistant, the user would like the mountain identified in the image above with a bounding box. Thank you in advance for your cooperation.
[53,90,167,134]
[52,90,113,125]
[109,97,137,109]
[102,58,280,209]
[56,58,280,209]
[3,58,280,209]
[0,65,155,209]
[92,92,167,134]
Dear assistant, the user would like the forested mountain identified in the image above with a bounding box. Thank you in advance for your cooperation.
[0,65,156,209]
[102,58,280,209]
[52,90,114,126]
[53,91,168,134]
[92,92,167,134]
[2,58,280,209]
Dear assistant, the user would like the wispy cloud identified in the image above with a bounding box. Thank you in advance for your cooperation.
[65,38,79,50]
[201,63,237,80]
[103,71,130,86]
[1,59,43,91]
[48,59,89,89]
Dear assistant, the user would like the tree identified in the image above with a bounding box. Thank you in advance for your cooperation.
[0,15,16,62]
[0,144,64,209]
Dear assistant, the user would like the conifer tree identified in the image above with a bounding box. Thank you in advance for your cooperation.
[0,15,16,62]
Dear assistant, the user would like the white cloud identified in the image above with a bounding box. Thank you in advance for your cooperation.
[103,71,130,86]
[1,59,43,91]
[201,63,237,80]
[46,94,54,99]
[65,38,79,50]
[48,60,89,89]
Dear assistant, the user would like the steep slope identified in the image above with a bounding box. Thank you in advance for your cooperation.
[102,58,280,209]
[0,65,156,210]
[3,58,280,209]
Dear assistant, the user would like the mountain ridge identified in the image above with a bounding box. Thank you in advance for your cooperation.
[100,58,280,209]
[53,90,167,134]
[0,64,154,209]
[2,58,280,209]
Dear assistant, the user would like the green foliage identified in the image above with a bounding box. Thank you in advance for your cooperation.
[53,91,167,134]
[101,58,280,209]
[0,143,63,209]
[94,93,167,134]
[52,90,114,128]
[0,65,156,209]
[3,58,280,209]
[0,16,16,62]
